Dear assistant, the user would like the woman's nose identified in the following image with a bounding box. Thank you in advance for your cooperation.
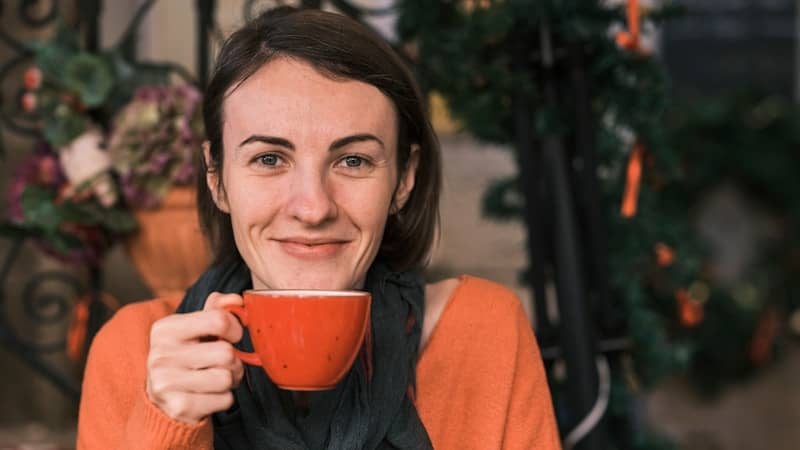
[286,168,338,226]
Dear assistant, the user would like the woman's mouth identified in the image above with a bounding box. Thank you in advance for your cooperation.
[276,239,349,259]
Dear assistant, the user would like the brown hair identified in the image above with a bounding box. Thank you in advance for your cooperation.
[198,7,441,271]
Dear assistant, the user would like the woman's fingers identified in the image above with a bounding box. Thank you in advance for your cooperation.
[150,308,243,345]
[148,367,242,395]
[145,292,247,423]
[204,291,244,310]
[157,339,242,372]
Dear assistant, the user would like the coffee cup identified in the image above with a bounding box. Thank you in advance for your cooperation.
[224,289,371,391]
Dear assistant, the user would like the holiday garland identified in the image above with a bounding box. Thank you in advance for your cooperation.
[399,0,797,448]
[665,92,800,386]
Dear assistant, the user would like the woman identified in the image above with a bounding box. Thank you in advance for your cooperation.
[77,7,560,450]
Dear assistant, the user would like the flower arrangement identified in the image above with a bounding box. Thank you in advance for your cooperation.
[109,84,204,209]
[5,142,133,267]
[1,5,205,267]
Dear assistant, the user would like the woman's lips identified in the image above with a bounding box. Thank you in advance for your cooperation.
[277,240,349,259]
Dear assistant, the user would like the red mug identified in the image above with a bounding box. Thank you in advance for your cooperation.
[225,289,371,391]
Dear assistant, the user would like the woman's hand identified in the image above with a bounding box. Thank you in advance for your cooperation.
[145,292,245,423]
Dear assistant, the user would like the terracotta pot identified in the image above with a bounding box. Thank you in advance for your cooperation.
[124,187,211,298]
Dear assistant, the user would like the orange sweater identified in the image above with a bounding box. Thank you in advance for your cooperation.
[77,276,561,449]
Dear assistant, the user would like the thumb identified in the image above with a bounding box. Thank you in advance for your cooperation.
[201,292,245,344]
[204,291,244,311]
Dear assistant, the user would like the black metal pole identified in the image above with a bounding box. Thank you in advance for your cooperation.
[509,15,555,345]
[79,0,102,52]
[568,42,620,336]
[538,23,606,450]
[512,95,555,342]
[196,0,215,88]
[84,266,107,358]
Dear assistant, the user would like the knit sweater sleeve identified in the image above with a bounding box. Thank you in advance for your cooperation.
[76,298,214,450]
[415,276,561,450]
[501,290,562,449]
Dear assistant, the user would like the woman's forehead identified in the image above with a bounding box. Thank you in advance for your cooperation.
[222,57,398,144]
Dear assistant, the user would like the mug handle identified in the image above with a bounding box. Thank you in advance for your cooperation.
[223,304,263,366]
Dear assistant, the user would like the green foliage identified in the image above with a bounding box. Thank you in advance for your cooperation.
[664,93,800,391]
[400,0,800,447]
[20,186,62,232]
[29,21,81,78]
[21,0,173,148]
[400,1,681,446]
[42,104,88,147]
[63,53,114,107]
[20,186,136,237]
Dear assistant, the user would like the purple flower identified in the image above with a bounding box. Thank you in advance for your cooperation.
[173,160,195,184]
[7,144,67,222]
[109,84,205,208]
[148,152,172,173]
[7,142,117,267]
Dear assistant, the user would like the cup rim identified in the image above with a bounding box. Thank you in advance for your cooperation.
[243,289,369,297]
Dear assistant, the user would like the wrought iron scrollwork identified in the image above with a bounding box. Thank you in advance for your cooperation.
[17,0,59,27]
[0,53,38,143]
[19,270,84,352]
[0,2,61,152]
[0,0,84,399]
[1,241,83,355]
[0,239,83,399]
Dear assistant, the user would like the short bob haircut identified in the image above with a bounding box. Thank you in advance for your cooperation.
[198,6,441,272]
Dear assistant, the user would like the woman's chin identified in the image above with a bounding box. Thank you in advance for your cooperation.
[253,274,360,291]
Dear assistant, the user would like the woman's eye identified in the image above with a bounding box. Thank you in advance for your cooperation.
[343,156,363,167]
[339,155,374,169]
[257,154,280,166]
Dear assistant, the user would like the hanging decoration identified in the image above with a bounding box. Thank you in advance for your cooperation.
[621,141,645,218]
[399,0,798,448]
[66,291,120,362]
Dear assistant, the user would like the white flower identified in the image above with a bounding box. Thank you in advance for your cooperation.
[59,128,119,207]
[59,128,112,186]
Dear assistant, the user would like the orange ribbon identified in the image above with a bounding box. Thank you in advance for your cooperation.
[615,0,644,53]
[621,141,644,218]
[675,289,704,328]
[654,242,675,267]
[66,295,90,362]
[67,292,120,362]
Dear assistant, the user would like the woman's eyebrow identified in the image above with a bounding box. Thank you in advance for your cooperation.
[237,133,384,152]
[330,134,385,152]
[238,135,294,149]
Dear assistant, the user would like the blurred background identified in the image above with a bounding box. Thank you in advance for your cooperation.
[1,1,799,449]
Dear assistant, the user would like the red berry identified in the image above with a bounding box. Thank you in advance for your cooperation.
[23,66,42,90]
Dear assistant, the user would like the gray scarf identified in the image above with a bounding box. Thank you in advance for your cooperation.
[176,259,433,449]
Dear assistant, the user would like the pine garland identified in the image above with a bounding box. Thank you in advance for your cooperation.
[399,0,800,448]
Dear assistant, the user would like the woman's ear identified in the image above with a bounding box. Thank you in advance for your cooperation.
[203,141,230,213]
[392,144,420,213]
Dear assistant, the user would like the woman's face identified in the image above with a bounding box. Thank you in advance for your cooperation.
[207,57,417,290]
